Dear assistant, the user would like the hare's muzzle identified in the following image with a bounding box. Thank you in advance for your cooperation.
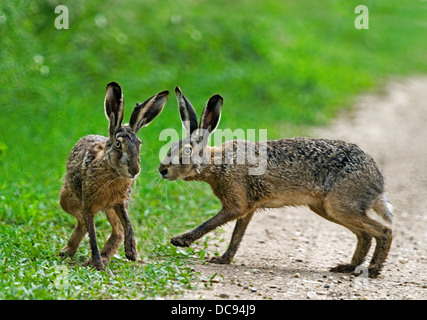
[128,165,140,178]
[158,164,168,179]
[125,154,140,178]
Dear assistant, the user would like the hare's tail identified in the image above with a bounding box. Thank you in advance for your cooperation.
[373,194,393,224]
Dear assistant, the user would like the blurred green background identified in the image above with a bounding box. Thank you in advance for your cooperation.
[0,0,426,299]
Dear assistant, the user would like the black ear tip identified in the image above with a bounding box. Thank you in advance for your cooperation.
[158,90,169,97]
[211,94,223,103]
[175,86,182,94]
[106,81,121,89]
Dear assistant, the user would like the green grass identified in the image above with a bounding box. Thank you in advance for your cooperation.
[0,0,426,299]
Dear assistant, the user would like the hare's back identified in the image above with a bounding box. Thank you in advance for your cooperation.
[269,138,374,167]
[267,138,383,191]
[67,135,107,166]
[64,135,107,197]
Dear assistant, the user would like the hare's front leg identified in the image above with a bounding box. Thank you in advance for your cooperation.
[83,210,104,271]
[208,210,255,264]
[171,208,245,248]
[59,185,87,258]
[114,203,138,261]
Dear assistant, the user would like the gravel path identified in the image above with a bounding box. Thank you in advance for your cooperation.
[172,77,427,300]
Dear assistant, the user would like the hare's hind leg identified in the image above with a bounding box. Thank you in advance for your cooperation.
[325,200,392,278]
[309,204,372,273]
[209,210,255,264]
[366,225,392,278]
[329,231,372,274]
[100,208,125,266]
[334,217,391,278]
[59,185,87,258]
[60,219,87,258]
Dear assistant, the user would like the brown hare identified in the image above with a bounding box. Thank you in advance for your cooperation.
[60,82,168,270]
[158,87,393,278]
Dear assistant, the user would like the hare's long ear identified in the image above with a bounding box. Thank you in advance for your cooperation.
[129,90,169,133]
[175,87,198,136]
[199,94,223,136]
[105,82,124,138]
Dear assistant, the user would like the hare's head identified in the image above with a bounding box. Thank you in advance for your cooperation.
[158,87,222,181]
[104,82,168,178]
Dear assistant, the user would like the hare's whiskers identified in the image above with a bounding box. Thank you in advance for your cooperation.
[149,175,163,190]
[160,179,169,207]
[176,180,197,202]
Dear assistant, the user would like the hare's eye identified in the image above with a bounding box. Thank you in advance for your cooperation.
[115,140,122,149]
[182,147,192,156]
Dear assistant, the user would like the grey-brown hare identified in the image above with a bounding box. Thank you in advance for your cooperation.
[158,87,392,278]
[60,82,168,270]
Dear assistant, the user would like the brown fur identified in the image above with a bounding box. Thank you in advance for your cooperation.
[59,82,168,270]
[158,88,392,278]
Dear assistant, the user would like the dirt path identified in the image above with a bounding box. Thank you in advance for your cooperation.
[173,77,427,300]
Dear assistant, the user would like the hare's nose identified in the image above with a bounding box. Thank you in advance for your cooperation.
[129,166,140,177]
[159,167,168,179]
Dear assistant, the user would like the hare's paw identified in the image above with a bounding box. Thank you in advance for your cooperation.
[171,233,194,247]
[59,245,77,258]
[93,260,104,271]
[331,264,381,278]
[125,251,138,261]
[208,255,232,264]
[59,250,71,258]
[330,264,357,273]
[366,267,381,278]
[84,257,105,271]
[125,247,138,261]
[124,239,138,261]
